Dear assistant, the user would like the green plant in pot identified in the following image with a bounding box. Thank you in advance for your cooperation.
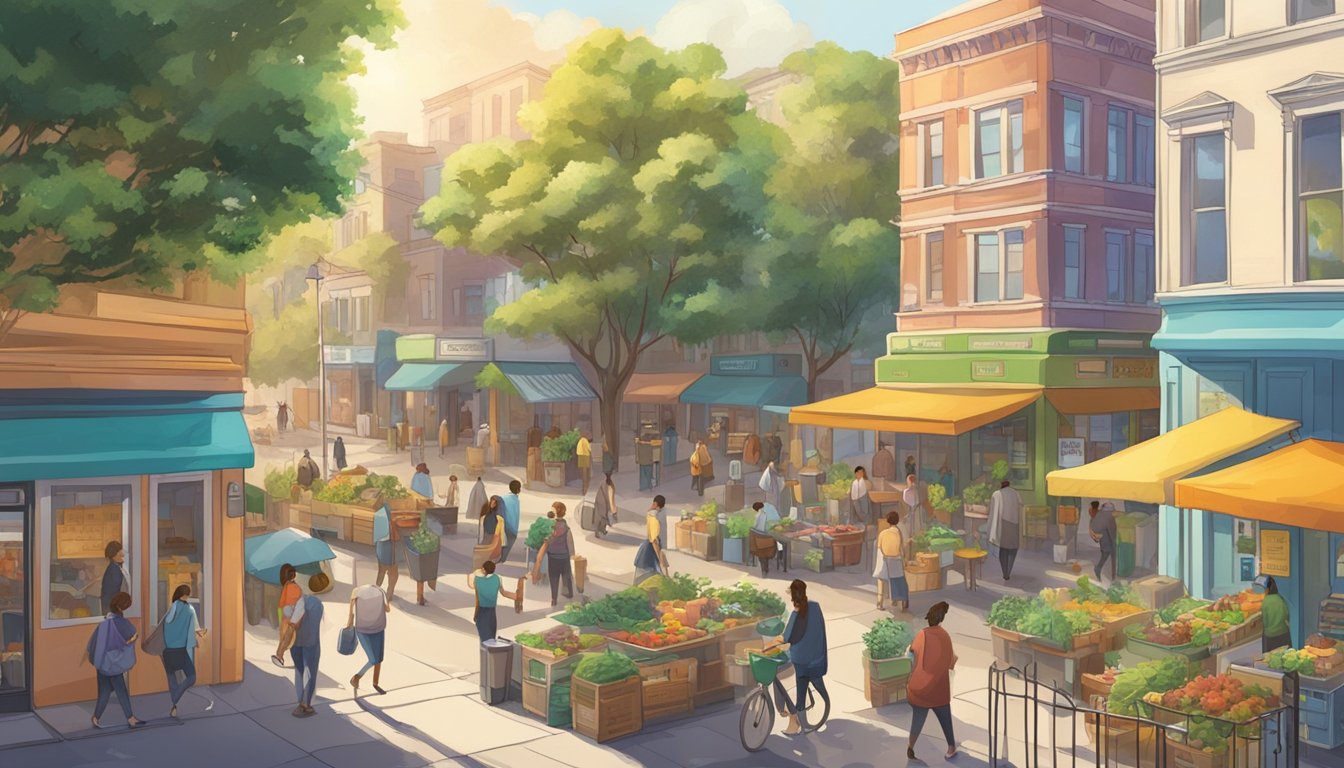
[926,483,964,520]
[862,617,915,679]
[722,511,753,564]
[404,514,441,586]
[803,548,825,572]
[962,482,993,509]
[991,460,1010,483]
[541,429,581,488]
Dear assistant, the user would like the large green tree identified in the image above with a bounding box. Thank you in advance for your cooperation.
[0,0,402,340]
[744,43,902,400]
[422,30,773,466]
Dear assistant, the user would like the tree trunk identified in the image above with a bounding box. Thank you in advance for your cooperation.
[598,391,622,473]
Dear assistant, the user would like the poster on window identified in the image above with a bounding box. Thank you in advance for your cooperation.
[1259,529,1291,578]
[1089,414,1112,439]
[1057,438,1085,468]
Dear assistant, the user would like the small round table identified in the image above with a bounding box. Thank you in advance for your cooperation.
[954,548,988,592]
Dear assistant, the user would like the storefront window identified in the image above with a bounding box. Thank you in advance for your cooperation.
[919,435,957,493]
[151,476,210,627]
[42,481,137,625]
[971,409,1033,489]
[1197,376,1241,417]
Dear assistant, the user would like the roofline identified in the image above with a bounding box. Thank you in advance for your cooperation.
[422,61,552,111]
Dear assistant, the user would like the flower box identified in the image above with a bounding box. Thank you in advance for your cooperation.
[863,649,913,681]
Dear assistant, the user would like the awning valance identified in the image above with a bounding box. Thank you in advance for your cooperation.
[494,362,596,404]
[679,375,808,409]
[1045,406,1298,504]
[623,372,704,404]
[788,386,1041,435]
[1174,439,1344,531]
[384,362,480,392]
[1045,387,1160,415]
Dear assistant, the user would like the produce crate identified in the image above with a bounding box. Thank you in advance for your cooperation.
[1026,627,1104,656]
[288,504,312,532]
[1126,633,1212,663]
[523,678,574,726]
[571,675,642,743]
[1162,734,1265,768]
[832,537,863,567]
[727,639,794,687]
[1209,614,1263,652]
[1098,610,1155,652]
[722,617,776,646]
[991,627,1027,664]
[521,644,598,686]
[675,520,694,550]
[906,554,942,592]
[865,669,909,707]
[352,518,374,546]
[1132,575,1188,611]
[1090,720,1160,766]
[864,649,913,681]
[637,658,696,722]
[610,633,733,707]
[690,530,721,561]
[1080,672,1114,709]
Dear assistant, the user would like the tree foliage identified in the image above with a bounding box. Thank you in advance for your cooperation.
[0,0,402,339]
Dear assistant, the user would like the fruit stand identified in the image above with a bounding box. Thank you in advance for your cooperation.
[986,583,1110,696]
[1259,635,1344,748]
[1123,591,1263,666]
[516,626,608,726]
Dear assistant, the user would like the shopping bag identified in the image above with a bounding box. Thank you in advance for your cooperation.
[573,555,587,594]
[337,627,358,656]
[141,613,167,656]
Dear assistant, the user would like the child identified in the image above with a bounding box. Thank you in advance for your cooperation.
[271,563,301,668]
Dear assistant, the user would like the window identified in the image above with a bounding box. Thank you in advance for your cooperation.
[1186,0,1226,44]
[463,282,484,318]
[424,165,443,200]
[1063,96,1085,174]
[1107,106,1131,182]
[1299,112,1344,280]
[1197,376,1241,417]
[335,295,351,334]
[354,295,370,331]
[354,172,369,195]
[1106,232,1129,301]
[1186,134,1228,284]
[1134,116,1156,187]
[971,408,1034,489]
[1135,230,1155,302]
[926,233,944,302]
[419,275,437,321]
[1063,225,1085,299]
[974,229,1026,302]
[924,120,944,187]
[492,94,503,137]
[150,475,210,627]
[1293,0,1336,23]
[42,481,137,625]
[975,101,1024,178]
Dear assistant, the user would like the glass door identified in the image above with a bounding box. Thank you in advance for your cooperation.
[0,484,30,712]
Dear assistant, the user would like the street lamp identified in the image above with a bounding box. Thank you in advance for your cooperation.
[306,263,328,480]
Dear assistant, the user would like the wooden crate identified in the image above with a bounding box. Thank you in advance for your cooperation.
[1080,672,1113,710]
[1163,739,1257,768]
[638,658,696,722]
[864,667,909,707]
[907,555,943,592]
[288,504,312,531]
[352,518,374,546]
[521,644,596,686]
[523,678,550,718]
[571,675,642,743]
[832,537,863,567]
[607,634,733,707]
[990,626,1026,663]
[1210,614,1263,651]
[675,520,694,550]
[1098,610,1154,652]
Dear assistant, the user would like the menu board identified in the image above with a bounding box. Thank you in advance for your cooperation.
[1259,529,1291,578]
[55,504,122,560]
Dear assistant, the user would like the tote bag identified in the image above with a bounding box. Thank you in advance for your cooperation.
[140,612,167,656]
[337,626,358,656]
[884,555,905,580]
[94,618,137,676]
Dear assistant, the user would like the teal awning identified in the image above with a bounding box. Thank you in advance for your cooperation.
[494,362,596,404]
[762,405,793,416]
[0,409,254,482]
[680,375,808,409]
[384,362,480,392]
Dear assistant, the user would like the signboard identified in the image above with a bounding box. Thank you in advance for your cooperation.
[323,346,375,365]
[1097,338,1145,349]
[1113,358,1156,380]
[910,337,946,351]
[972,361,1005,378]
[326,347,352,365]
[1259,529,1291,578]
[1058,438,1085,468]
[969,337,1032,351]
[435,338,493,361]
[717,358,760,372]
[1075,359,1109,379]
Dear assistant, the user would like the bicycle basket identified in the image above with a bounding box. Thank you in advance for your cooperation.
[748,651,789,686]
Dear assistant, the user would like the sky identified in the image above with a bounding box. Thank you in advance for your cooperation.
[350,0,968,143]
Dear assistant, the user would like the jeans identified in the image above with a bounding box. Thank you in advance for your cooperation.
[162,648,196,705]
[774,673,828,720]
[639,464,654,491]
[292,644,320,706]
[1096,548,1115,580]
[474,606,497,642]
[910,703,956,747]
[999,547,1019,579]
[499,531,518,564]
[548,555,573,603]
[355,631,384,678]
[94,673,134,721]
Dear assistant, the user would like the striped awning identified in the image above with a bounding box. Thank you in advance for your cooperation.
[494,362,596,404]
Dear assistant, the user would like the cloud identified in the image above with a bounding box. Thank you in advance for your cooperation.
[651,0,813,76]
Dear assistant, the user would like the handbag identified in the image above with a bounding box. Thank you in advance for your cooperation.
[94,618,137,676]
[337,626,358,656]
[884,555,905,580]
[141,612,167,656]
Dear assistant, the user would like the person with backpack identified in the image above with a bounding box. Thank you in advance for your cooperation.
[161,584,207,718]
[288,573,328,716]
[87,591,143,729]
[531,502,578,606]
[296,449,321,489]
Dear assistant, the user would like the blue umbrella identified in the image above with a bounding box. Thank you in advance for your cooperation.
[245,528,336,585]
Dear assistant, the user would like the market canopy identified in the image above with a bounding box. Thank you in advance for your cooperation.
[1174,439,1344,531]
[1045,387,1160,415]
[623,372,704,404]
[384,362,480,392]
[244,528,335,585]
[1046,406,1299,504]
[679,374,808,409]
[788,386,1041,435]
[493,362,596,404]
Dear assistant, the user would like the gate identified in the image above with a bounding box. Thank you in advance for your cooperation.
[988,663,1299,768]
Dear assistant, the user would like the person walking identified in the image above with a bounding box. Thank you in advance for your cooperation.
[633,496,669,581]
[277,401,289,432]
[532,502,577,606]
[988,480,1022,580]
[100,541,130,616]
[444,474,460,509]
[438,419,450,457]
[333,436,348,472]
[526,417,544,483]
[467,477,488,538]
[347,581,390,696]
[373,501,399,600]
[907,601,959,762]
[750,502,781,577]
[743,432,762,471]
[871,441,897,486]
[776,579,829,735]
[469,560,520,641]
[411,463,434,500]
[296,449,321,489]
[87,591,143,729]
[850,466,873,525]
[1089,501,1117,582]
[576,431,592,496]
[271,563,301,668]
[760,462,787,517]
[1258,575,1292,652]
[636,432,655,492]
[499,480,523,564]
[874,510,908,613]
[479,495,505,558]
[593,473,617,539]
[161,584,207,718]
[289,574,327,717]
[690,440,714,497]
[902,474,923,536]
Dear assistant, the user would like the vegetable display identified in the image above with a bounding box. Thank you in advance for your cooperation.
[515,626,606,657]
[640,572,708,603]
[406,516,440,554]
[1143,673,1279,750]
[1264,637,1339,677]
[1157,597,1210,623]
[803,549,824,569]
[863,618,915,660]
[987,596,1033,632]
[1106,657,1195,715]
[726,512,754,539]
[573,650,640,684]
[703,581,787,620]
[525,517,556,550]
[313,472,408,503]
[556,588,656,629]
[541,429,582,462]
[1129,606,1248,647]
[608,616,710,648]
[914,523,964,553]
[987,591,1095,648]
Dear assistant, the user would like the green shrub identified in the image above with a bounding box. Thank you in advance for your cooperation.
[542,429,581,462]
[726,512,753,539]
[264,466,296,499]
[526,517,556,549]
[991,460,1010,482]
[825,462,853,485]
[803,549,824,569]
[863,617,914,659]
[406,516,440,554]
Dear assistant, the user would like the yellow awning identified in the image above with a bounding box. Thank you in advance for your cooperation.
[1174,440,1344,532]
[1045,387,1160,415]
[1045,407,1298,504]
[788,386,1041,435]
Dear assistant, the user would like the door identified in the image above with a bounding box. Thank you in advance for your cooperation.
[0,484,31,712]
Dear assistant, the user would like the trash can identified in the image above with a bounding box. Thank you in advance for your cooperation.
[480,638,514,705]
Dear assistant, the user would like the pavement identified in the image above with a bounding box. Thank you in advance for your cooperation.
[9,421,1331,767]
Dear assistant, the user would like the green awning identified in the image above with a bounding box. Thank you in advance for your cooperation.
[493,362,596,404]
[680,375,808,409]
[0,410,254,482]
[384,362,480,392]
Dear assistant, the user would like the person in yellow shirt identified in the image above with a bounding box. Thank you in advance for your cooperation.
[576,431,592,495]
[633,495,669,581]
[873,510,908,614]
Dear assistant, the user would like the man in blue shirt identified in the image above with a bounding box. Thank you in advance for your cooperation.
[288,573,327,718]
[499,479,522,563]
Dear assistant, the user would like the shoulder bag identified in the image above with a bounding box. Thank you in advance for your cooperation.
[141,611,168,656]
[95,618,137,676]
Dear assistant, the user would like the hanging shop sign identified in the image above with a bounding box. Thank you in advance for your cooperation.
[972,361,1005,379]
[1058,437,1085,468]
[1113,358,1156,380]
[435,338,493,362]
[1259,529,1291,578]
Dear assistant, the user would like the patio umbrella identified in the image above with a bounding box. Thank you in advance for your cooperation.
[244,528,336,585]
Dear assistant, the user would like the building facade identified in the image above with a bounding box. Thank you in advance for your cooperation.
[0,278,253,710]
[1153,0,1344,648]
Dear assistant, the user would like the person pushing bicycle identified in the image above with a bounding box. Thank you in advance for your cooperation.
[773,579,829,735]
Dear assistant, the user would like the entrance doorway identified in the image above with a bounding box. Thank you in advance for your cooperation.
[0,484,31,712]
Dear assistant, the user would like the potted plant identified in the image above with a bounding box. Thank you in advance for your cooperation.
[541,429,581,488]
[723,511,753,565]
[803,548,826,573]
[862,617,914,706]
[961,482,992,516]
[690,501,721,561]
[821,462,853,522]
[526,516,557,582]
[992,459,1010,483]
[403,514,441,588]
[915,523,965,569]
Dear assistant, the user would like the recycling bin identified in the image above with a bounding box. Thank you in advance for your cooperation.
[480,638,515,705]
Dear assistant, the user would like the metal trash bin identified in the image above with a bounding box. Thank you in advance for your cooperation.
[480,638,514,705]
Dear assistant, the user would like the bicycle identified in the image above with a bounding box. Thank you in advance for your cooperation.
[736,647,831,752]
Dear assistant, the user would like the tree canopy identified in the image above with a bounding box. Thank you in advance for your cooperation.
[0,0,402,338]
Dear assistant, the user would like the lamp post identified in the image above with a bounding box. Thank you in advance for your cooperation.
[306,263,328,479]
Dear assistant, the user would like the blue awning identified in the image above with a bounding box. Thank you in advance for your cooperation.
[245,528,335,584]
[494,362,596,404]
[384,362,481,392]
[762,405,793,416]
[680,375,808,409]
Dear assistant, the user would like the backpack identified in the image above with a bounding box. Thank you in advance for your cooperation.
[297,460,314,487]
[93,616,137,676]
[549,521,570,557]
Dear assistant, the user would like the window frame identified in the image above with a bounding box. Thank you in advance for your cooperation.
[1134,114,1157,187]
[418,275,437,322]
[38,477,142,629]
[1062,224,1086,300]
[1185,0,1228,46]
[353,295,370,332]
[973,100,1025,180]
[463,281,486,319]
[147,472,213,629]
[925,232,945,303]
[1291,0,1337,24]
[1105,229,1131,302]
[969,226,1028,304]
[1295,111,1344,283]
[922,119,945,188]
[1135,229,1156,303]
[1182,132,1231,286]
[1107,105,1133,183]
[1062,95,1086,175]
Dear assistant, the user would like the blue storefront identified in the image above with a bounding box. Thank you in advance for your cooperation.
[1154,292,1344,647]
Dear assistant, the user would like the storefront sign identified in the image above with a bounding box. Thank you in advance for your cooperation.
[972,361,1005,378]
[969,337,1032,351]
[1097,338,1145,349]
[436,338,493,361]
[910,337,946,351]
[717,358,760,372]
[1259,529,1291,577]
[1113,358,1155,380]
[1058,438,1085,468]
[1075,359,1108,379]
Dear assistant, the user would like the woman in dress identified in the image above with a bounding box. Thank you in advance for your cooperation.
[633,497,668,581]
[874,510,908,613]
[99,540,130,616]
[907,601,959,761]
[410,463,434,499]
[479,495,505,560]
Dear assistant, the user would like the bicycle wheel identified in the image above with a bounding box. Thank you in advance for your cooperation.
[798,680,831,733]
[739,686,775,752]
